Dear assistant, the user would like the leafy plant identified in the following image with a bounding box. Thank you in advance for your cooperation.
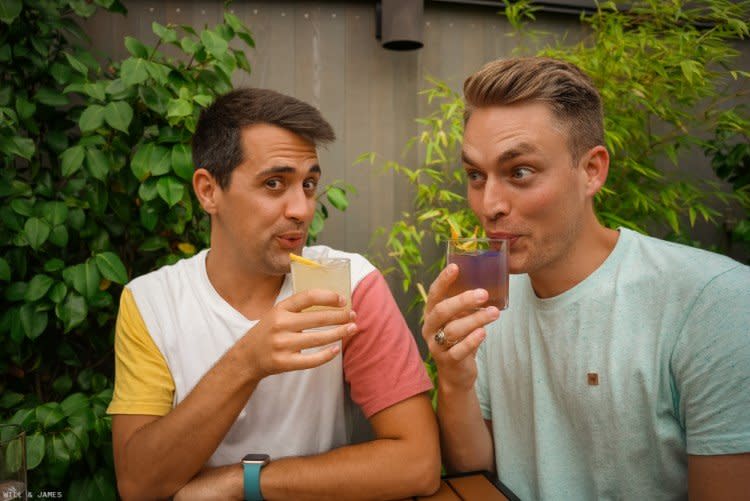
[0,0,350,497]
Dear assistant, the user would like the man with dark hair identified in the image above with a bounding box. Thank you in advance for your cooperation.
[422,57,750,499]
[108,88,440,500]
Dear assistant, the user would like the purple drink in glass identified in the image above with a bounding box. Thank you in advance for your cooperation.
[446,238,509,310]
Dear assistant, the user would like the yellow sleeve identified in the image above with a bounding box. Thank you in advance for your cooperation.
[106,287,175,416]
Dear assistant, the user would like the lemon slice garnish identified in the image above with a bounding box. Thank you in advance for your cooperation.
[289,253,322,267]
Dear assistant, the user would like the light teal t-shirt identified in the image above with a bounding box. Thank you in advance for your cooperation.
[476,228,750,500]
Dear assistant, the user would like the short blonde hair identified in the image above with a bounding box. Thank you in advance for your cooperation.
[464,57,604,163]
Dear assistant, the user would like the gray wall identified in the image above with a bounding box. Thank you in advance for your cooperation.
[83,1,749,340]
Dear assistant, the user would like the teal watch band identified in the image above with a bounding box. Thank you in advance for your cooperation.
[242,454,269,501]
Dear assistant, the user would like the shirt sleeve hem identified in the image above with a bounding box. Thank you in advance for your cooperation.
[106,401,172,416]
[360,380,433,418]
[687,433,750,455]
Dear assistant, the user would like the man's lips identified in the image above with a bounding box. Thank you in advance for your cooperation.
[276,232,305,249]
[487,232,521,245]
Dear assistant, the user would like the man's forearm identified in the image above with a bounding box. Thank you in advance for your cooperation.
[259,438,438,500]
[116,346,260,499]
[437,384,494,473]
[175,438,438,501]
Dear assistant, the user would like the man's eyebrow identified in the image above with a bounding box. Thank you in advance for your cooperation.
[462,142,538,168]
[461,151,478,167]
[256,165,321,177]
[497,142,537,164]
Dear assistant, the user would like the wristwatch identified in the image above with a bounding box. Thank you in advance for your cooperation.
[242,453,270,501]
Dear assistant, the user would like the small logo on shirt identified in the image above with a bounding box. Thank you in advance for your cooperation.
[587,372,599,386]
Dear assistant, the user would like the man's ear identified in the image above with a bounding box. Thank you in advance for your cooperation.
[581,145,610,197]
[193,168,220,214]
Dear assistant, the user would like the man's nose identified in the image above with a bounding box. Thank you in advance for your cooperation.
[285,186,312,221]
[482,177,510,220]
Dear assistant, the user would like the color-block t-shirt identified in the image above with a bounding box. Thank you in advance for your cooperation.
[107,246,431,466]
[476,228,750,500]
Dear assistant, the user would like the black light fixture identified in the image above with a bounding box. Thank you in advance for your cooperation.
[376,0,424,51]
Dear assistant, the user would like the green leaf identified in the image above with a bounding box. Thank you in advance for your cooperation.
[152,21,178,43]
[41,201,69,226]
[171,144,193,181]
[1,135,35,160]
[63,262,101,299]
[145,61,171,84]
[167,98,192,118]
[104,101,133,133]
[56,293,88,332]
[157,175,185,207]
[131,143,153,181]
[61,145,85,177]
[95,252,128,284]
[67,207,85,230]
[0,257,10,281]
[24,274,54,301]
[19,303,47,339]
[69,0,97,17]
[200,29,228,57]
[5,282,27,302]
[138,235,168,251]
[48,225,69,247]
[310,210,324,237]
[0,0,22,24]
[35,87,69,107]
[86,147,110,181]
[15,96,36,119]
[50,62,73,85]
[82,82,107,101]
[44,258,65,272]
[48,434,71,463]
[36,403,66,430]
[62,429,83,462]
[49,282,68,303]
[124,36,149,58]
[26,433,46,470]
[25,217,51,250]
[4,437,23,473]
[10,199,33,217]
[326,186,349,211]
[180,37,200,55]
[0,391,23,408]
[89,469,117,500]
[139,85,170,114]
[53,375,73,395]
[64,52,89,75]
[120,57,149,87]
[61,393,89,417]
[138,177,158,201]
[193,94,213,107]
[131,143,171,180]
[79,104,105,132]
[139,203,158,231]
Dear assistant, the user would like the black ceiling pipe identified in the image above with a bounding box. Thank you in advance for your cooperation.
[376,0,424,51]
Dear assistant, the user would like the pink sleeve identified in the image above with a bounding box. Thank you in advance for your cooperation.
[342,270,433,418]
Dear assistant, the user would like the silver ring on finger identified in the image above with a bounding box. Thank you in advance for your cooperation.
[434,328,447,346]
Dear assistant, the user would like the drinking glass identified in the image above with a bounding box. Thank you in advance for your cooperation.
[0,424,26,500]
[291,257,352,311]
[446,238,509,310]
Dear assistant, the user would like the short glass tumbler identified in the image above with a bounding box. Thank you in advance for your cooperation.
[446,238,509,310]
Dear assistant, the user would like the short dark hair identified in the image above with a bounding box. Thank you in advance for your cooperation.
[192,88,335,188]
[464,57,604,164]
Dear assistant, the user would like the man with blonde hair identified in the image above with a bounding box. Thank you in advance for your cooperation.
[422,57,750,499]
